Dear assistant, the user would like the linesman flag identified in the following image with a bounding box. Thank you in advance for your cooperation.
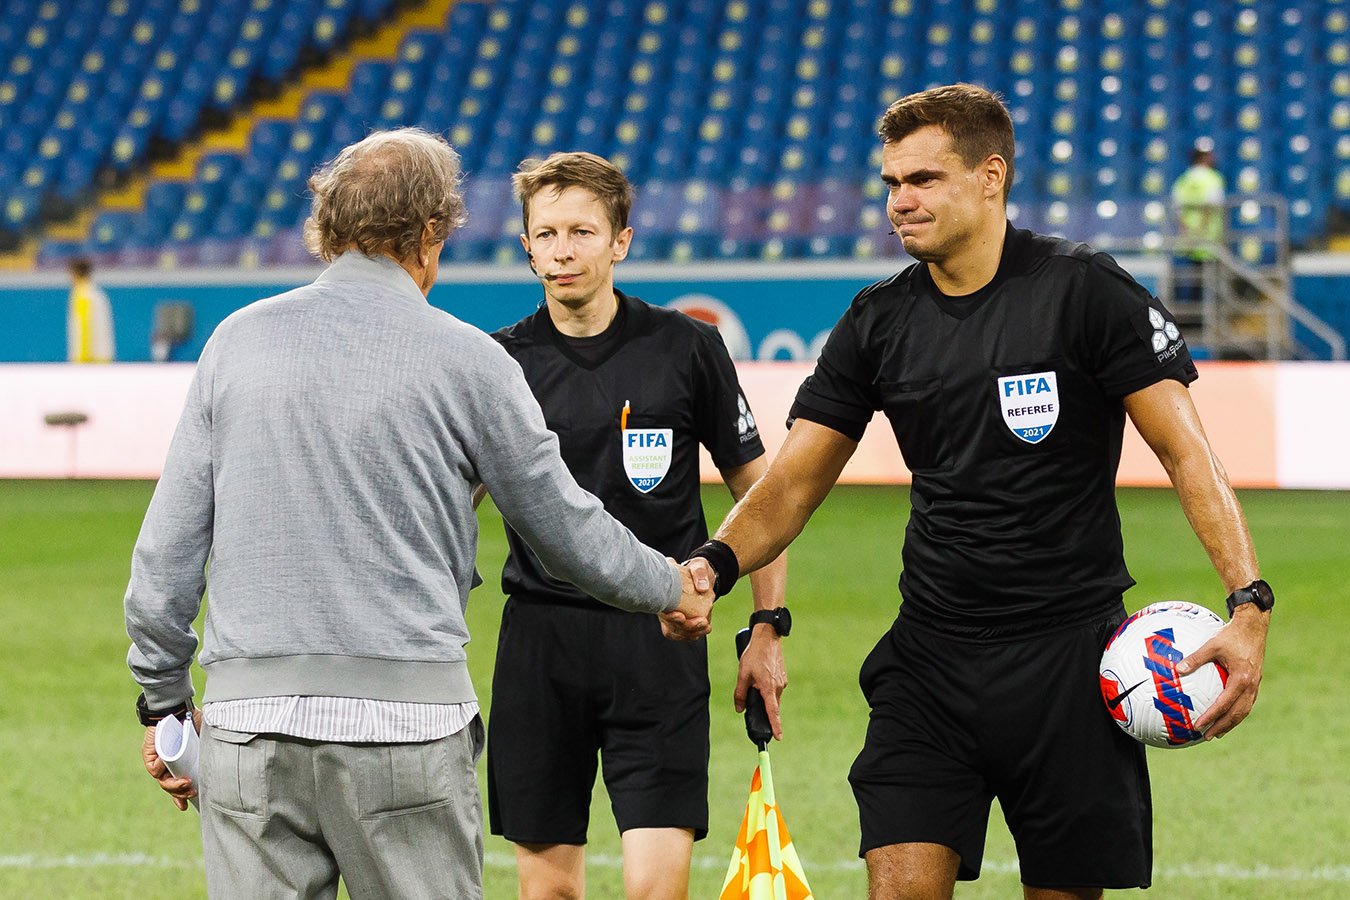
[719,749,814,900]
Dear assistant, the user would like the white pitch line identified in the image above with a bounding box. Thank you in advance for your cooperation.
[2,852,1346,883]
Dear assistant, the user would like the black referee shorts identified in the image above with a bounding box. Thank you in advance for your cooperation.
[848,609,1152,889]
[486,596,710,845]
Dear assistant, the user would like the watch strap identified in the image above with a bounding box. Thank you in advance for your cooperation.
[1225,579,1274,618]
[136,692,191,727]
[748,607,791,637]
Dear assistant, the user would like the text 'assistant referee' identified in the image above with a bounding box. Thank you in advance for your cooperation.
[620,400,673,493]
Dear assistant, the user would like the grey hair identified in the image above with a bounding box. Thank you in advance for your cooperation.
[303,127,468,263]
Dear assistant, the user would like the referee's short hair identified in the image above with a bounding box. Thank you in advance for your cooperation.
[513,152,634,241]
[304,127,467,263]
[878,83,1016,203]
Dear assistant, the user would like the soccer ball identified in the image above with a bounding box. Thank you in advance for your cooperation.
[1099,601,1228,748]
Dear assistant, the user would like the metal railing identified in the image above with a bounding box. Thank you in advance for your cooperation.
[1160,195,1344,361]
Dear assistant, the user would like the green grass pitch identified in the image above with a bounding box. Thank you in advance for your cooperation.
[0,480,1346,899]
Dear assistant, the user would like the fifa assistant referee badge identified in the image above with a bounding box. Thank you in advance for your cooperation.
[136,692,191,726]
[748,607,792,637]
[687,539,740,598]
[1225,579,1275,618]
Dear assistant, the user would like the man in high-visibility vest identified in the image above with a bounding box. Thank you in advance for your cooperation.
[67,258,116,363]
[1170,138,1225,306]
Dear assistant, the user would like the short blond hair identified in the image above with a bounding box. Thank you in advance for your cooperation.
[513,151,633,239]
[304,128,467,263]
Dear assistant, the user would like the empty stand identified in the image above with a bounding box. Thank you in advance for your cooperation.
[4,0,1350,264]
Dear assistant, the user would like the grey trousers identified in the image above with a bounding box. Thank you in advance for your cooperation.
[199,718,485,900]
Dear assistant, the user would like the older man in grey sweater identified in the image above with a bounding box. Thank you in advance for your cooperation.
[124,128,713,900]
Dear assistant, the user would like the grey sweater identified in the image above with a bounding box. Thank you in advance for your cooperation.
[125,253,681,709]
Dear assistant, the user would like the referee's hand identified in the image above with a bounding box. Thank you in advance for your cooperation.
[736,627,787,741]
[1178,603,1268,740]
[659,559,714,641]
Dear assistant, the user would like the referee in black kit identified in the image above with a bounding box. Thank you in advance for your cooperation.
[683,84,1272,900]
[482,151,789,900]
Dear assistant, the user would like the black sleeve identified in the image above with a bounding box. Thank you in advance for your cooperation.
[1081,252,1198,398]
[788,300,880,442]
[489,327,514,353]
[693,327,765,470]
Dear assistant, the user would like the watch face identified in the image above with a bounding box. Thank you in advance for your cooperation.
[1252,580,1275,609]
[1228,580,1274,616]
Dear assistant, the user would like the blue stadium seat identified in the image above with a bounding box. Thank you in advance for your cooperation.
[86,210,138,252]
[11,0,1350,262]
[311,0,356,53]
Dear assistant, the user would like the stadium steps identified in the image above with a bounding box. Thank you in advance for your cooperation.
[0,208,97,269]
[45,209,98,241]
[0,239,37,271]
[35,0,457,251]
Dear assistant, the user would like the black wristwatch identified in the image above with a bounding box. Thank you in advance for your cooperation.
[1225,579,1275,618]
[136,692,192,727]
[748,607,792,637]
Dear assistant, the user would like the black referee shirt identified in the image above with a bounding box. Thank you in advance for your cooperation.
[493,290,765,607]
[792,224,1198,634]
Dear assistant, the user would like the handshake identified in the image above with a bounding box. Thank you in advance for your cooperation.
[659,556,718,641]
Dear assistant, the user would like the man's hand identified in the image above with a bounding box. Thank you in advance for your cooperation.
[141,708,202,811]
[735,624,788,740]
[1178,605,1268,739]
[658,558,715,641]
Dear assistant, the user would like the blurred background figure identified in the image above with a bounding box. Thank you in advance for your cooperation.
[66,257,115,362]
[1171,138,1226,308]
[0,0,1344,363]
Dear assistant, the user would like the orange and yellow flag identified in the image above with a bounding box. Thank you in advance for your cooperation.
[719,750,814,900]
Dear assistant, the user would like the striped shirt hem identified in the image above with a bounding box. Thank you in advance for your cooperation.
[204,696,478,742]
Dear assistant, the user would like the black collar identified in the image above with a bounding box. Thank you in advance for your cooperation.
[534,289,639,369]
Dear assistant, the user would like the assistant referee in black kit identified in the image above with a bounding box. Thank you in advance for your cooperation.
[683,85,1273,900]
[482,152,789,900]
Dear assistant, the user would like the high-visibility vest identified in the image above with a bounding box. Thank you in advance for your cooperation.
[1171,165,1225,261]
[67,277,116,363]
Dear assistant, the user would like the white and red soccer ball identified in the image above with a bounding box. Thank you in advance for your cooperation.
[1099,601,1228,748]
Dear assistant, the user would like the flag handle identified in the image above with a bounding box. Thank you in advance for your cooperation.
[734,627,773,750]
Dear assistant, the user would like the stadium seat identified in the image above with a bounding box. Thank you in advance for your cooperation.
[10,0,1350,263]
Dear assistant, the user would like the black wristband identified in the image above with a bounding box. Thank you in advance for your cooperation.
[136,692,191,727]
[687,539,740,598]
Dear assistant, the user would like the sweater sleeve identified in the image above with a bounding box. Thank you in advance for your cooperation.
[466,340,682,614]
[124,341,216,708]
